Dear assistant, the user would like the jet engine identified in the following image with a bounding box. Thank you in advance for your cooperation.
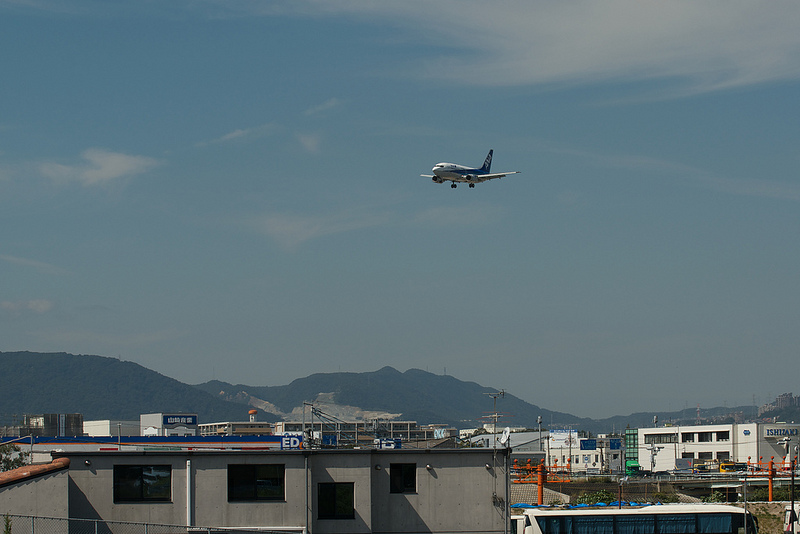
[432,177,444,184]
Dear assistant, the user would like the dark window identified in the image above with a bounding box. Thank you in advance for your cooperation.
[682,433,695,443]
[390,463,416,493]
[657,514,697,534]
[535,513,741,534]
[615,515,655,534]
[318,482,354,520]
[113,465,171,502]
[645,433,677,445]
[698,432,713,442]
[228,464,285,501]
[716,431,730,441]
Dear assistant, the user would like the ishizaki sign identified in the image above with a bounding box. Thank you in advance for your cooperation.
[764,426,800,438]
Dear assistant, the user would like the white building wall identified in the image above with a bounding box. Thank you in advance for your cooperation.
[636,422,800,472]
[83,420,140,437]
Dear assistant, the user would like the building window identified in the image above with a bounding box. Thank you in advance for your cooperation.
[318,482,355,520]
[716,431,730,442]
[645,433,677,445]
[113,465,171,502]
[681,433,695,443]
[717,452,730,460]
[682,452,695,459]
[698,452,713,460]
[698,432,713,442]
[390,463,416,494]
[228,464,285,501]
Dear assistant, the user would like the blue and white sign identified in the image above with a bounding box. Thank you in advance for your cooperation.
[281,435,303,450]
[765,427,799,438]
[163,415,197,426]
[580,439,597,451]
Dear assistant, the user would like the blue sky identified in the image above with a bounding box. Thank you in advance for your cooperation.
[2,1,799,419]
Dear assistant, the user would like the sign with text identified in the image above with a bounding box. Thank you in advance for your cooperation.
[163,415,197,426]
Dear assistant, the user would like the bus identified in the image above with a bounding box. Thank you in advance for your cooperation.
[514,503,757,534]
[719,461,747,473]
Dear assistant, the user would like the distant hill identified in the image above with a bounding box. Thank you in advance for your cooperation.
[0,351,757,434]
[194,366,593,430]
[0,351,275,424]
[193,367,758,433]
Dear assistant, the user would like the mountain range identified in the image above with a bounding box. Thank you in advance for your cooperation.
[0,351,761,434]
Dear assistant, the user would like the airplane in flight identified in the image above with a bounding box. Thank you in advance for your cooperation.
[421,149,520,188]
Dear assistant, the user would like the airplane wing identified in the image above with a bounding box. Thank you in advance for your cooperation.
[474,171,520,183]
[420,174,434,178]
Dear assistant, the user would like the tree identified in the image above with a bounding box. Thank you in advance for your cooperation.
[0,443,30,471]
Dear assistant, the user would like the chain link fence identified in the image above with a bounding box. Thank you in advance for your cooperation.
[3,516,306,534]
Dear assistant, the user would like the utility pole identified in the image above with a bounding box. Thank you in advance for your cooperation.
[538,415,543,453]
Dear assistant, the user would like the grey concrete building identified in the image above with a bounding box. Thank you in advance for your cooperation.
[1,448,510,534]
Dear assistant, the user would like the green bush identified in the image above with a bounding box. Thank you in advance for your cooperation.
[703,490,727,503]
[653,492,680,503]
[575,489,616,505]
[748,486,791,502]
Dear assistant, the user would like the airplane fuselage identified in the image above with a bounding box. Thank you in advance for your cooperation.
[431,163,487,184]
[421,149,519,188]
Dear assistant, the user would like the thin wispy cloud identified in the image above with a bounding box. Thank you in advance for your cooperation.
[39,148,160,186]
[296,133,322,154]
[304,98,342,117]
[0,254,68,275]
[196,122,278,147]
[10,2,800,96]
[211,1,800,96]
[248,201,504,249]
[412,205,503,227]
[248,208,392,248]
[553,147,800,202]
[1,299,55,314]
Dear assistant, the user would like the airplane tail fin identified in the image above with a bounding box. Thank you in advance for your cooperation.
[481,150,493,172]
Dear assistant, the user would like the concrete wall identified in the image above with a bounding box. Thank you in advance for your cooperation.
[0,470,69,517]
[192,453,308,529]
[60,448,508,534]
[368,450,507,534]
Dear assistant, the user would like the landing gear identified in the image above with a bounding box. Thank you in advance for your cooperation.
[451,183,457,188]
[469,183,475,188]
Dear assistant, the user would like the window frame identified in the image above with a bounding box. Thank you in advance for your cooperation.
[227,463,286,502]
[113,465,172,503]
[389,463,417,494]
[318,482,355,520]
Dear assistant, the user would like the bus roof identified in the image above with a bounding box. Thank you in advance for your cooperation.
[522,504,748,516]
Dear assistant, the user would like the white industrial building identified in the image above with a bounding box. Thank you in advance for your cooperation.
[632,422,800,472]
[140,413,198,437]
[83,419,140,437]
